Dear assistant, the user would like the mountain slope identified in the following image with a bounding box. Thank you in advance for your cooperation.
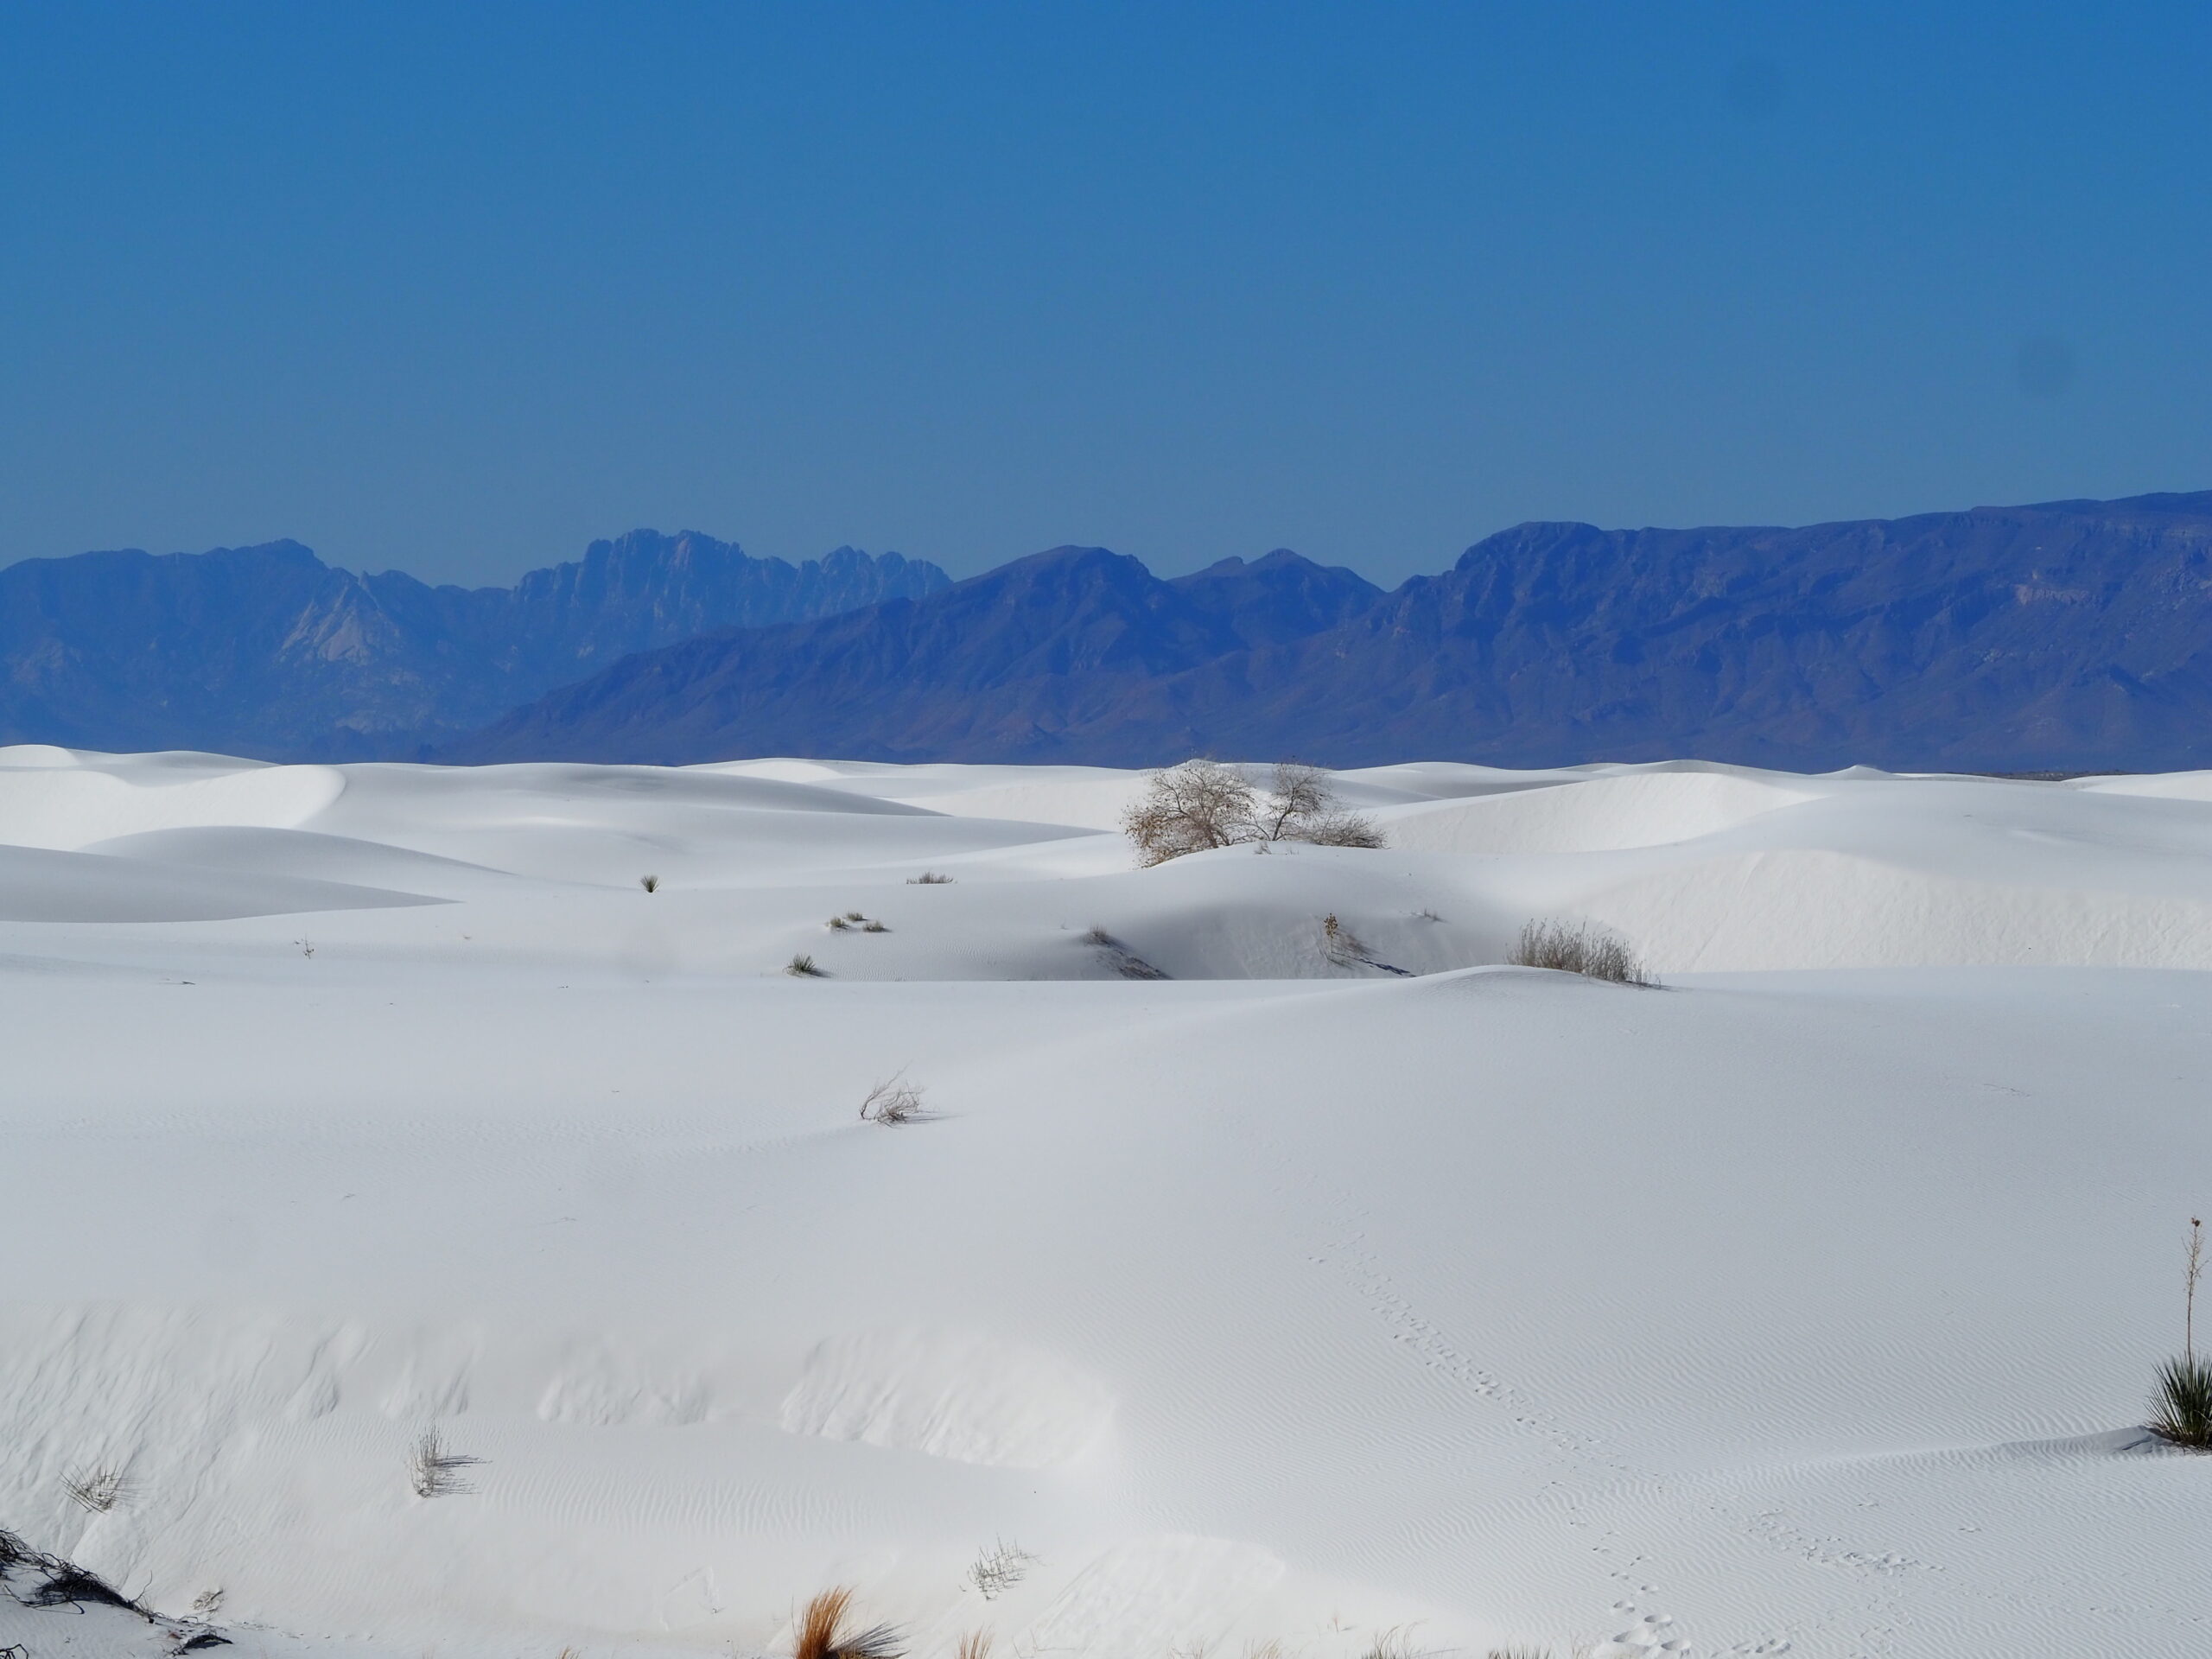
[448,493,2212,772]
[0,531,947,760]
[445,546,1385,764]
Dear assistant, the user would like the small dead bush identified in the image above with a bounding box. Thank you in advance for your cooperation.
[957,1635,993,1659]
[967,1538,1035,1599]
[639,874,660,893]
[1510,918,1656,987]
[910,872,954,885]
[861,1073,930,1125]
[827,915,852,930]
[862,919,890,932]
[787,954,827,977]
[62,1465,127,1513]
[844,911,866,922]
[408,1428,481,1497]
[792,1586,902,1659]
[1321,912,1369,967]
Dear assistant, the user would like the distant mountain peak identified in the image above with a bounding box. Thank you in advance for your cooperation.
[0,533,950,760]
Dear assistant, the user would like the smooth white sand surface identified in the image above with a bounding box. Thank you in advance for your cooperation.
[2,747,2207,1658]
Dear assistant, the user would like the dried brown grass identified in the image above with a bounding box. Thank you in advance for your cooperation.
[792,1586,902,1659]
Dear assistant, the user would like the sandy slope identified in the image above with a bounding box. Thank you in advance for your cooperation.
[2,747,2208,1659]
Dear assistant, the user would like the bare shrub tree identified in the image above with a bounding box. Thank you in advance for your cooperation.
[1124,760,1383,866]
[1510,919,1656,987]
[1257,762,1382,848]
[1122,759,1259,866]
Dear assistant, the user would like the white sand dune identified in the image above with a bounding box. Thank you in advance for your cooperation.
[1,746,2208,1659]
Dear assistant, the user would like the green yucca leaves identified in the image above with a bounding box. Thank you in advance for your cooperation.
[2151,1353,2212,1448]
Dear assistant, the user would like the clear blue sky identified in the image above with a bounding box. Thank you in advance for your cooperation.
[2,2,2207,586]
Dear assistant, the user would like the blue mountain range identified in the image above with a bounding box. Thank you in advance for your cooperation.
[9,492,2212,772]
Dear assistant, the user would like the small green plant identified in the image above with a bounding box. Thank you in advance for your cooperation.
[910,872,954,885]
[862,919,890,932]
[828,915,851,930]
[2152,1217,2212,1448]
[2152,1353,2212,1448]
[639,874,660,893]
[844,911,866,922]
[787,954,826,977]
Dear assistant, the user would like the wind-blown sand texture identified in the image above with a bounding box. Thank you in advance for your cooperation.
[1,746,2208,1658]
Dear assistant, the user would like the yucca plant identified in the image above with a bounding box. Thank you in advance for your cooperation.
[2151,1353,2212,1448]
[2150,1217,2212,1448]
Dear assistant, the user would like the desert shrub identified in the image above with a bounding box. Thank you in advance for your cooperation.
[844,911,866,922]
[639,874,660,893]
[967,1538,1035,1599]
[861,1074,929,1124]
[792,1586,902,1659]
[910,872,954,884]
[1123,759,1382,866]
[408,1428,481,1497]
[862,919,890,932]
[1510,918,1656,987]
[827,915,851,930]
[62,1466,126,1513]
[1321,912,1369,967]
[2152,1353,2212,1448]
[1122,759,1261,865]
[787,954,827,977]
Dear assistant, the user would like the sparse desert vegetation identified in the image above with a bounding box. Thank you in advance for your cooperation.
[910,871,954,884]
[2152,1217,2212,1448]
[1509,918,1656,986]
[639,874,660,893]
[787,953,827,977]
[61,1465,126,1513]
[408,1427,481,1497]
[861,1073,930,1124]
[791,1586,903,1659]
[1122,760,1382,866]
[966,1537,1036,1599]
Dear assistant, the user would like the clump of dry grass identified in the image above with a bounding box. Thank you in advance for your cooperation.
[1509,918,1656,987]
[792,1586,902,1659]
[408,1427,481,1497]
[62,1466,127,1513]
[862,919,891,932]
[861,1073,931,1125]
[967,1538,1035,1599]
[828,915,852,930]
[909,872,954,884]
[787,954,827,977]
[639,874,660,893]
[956,1634,993,1659]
